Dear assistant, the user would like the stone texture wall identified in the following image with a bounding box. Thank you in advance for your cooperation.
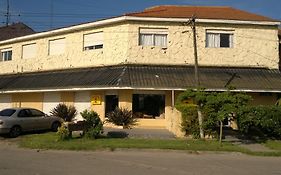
[0,21,278,75]
[165,106,185,137]
[0,23,129,74]
[127,21,279,69]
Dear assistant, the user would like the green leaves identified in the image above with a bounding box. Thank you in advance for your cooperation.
[80,110,103,139]
[106,107,138,129]
[237,106,281,138]
[176,89,251,138]
[50,103,77,122]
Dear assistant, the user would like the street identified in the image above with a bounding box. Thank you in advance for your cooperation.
[0,141,280,175]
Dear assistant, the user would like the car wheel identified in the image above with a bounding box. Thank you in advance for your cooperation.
[51,121,61,132]
[9,126,21,138]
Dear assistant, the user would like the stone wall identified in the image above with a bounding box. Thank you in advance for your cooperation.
[0,20,279,75]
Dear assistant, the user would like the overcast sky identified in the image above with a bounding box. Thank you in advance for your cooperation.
[0,0,280,32]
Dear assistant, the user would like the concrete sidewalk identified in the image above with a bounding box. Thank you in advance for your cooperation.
[103,127,176,139]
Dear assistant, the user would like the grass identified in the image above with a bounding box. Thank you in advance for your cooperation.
[18,132,281,156]
[264,140,281,151]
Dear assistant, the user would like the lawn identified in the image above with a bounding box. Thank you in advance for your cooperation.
[19,132,281,156]
[264,140,281,151]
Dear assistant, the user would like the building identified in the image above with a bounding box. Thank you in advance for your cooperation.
[0,6,280,136]
[0,22,35,42]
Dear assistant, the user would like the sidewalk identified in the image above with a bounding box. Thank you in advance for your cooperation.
[224,129,275,152]
[103,127,176,139]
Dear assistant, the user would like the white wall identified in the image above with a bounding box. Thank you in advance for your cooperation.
[74,91,91,121]
[0,94,11,110]
[43,92,60,115]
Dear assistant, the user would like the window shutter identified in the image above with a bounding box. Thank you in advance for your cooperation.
[22,43,36,59]
[49,38,65,55]
[84,32,103,48]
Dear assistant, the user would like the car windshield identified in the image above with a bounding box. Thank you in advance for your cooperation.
[0,109,16,117]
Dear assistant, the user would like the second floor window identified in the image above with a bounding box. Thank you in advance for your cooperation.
[22,43,36,59]
[206,30,234,48]
[139,28,168,48]
[49,38,65,55]
[83,32,103,50]
[0,49,12,61]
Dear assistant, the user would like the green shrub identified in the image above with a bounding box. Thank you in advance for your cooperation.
[50,103,77,122]
[56,125,70,141]
[80,110,103,139]
[106,107,138,129]
[237,106,281,138]
[176,104,200,138]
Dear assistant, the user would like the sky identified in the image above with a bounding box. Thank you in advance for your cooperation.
[0,0,280,32]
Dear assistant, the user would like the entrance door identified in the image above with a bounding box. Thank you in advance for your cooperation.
[105,95,118,117]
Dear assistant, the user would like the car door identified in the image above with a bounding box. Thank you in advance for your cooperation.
[17,109,35,131]
[29,109,50,130]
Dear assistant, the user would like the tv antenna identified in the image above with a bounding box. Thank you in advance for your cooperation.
[5,0,10,26]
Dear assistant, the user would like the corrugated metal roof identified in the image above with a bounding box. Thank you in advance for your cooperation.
[0,65,281,92]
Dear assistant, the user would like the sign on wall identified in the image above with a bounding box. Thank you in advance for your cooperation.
[91,95,101,105]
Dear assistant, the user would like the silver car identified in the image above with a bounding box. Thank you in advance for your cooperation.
[0,108,62,137]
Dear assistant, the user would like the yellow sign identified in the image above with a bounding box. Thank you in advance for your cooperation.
[91,95,101,105]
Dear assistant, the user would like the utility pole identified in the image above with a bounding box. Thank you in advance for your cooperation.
[191,17,200,88]
[191,16,204,139]
[5,0,10,26]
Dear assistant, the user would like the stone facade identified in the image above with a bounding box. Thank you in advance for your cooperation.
[0,20,279,75]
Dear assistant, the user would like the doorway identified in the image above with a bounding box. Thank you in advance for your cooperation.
[132,94,165,119]
[105,95,118,117]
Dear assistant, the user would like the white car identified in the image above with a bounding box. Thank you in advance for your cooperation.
[0,108,62,137]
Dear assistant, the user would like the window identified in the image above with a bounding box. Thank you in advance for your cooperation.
[0,109,16,117]
[83,32,103,50]
[49,38,65,55]
[0,48,12,61]
[139,28,168,48]
[18,109,31,118]
[22,43,36,59]
[30,109,45,117]
[206,30,234,48]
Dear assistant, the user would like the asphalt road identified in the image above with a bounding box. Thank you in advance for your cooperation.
[0,141,281,175]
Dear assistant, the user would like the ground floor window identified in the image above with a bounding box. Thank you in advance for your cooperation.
[132,94,165,119]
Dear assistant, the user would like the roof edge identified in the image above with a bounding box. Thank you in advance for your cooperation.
[0,15,279,45]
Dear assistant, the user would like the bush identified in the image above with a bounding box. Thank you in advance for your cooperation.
[106,107,138,129]
[80,110,103,139]
[176,104,200,138]
[50,103,77,122]
[237,106,281,138]
[56,125,70,141]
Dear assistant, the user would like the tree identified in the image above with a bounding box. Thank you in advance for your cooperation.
[176,89,251,143]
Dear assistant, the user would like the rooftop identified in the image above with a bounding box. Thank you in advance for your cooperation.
[0,65,281,93]
[0,23,35,41]
[126,5,278,22]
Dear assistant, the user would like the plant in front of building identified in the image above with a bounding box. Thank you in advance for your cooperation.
[176,103,200,138]
[237,105,281,139]
[106,107,138,129]
[50,103,77,122]
[56,124,71,141]
[80,110,103,139]
[176,89,251,144]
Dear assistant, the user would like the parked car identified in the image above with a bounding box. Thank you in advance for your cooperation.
[0,108,62,137]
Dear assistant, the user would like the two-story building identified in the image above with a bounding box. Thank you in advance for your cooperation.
[0,6,280,136]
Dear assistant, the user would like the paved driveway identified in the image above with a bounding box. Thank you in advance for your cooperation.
[0,141,280,175]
